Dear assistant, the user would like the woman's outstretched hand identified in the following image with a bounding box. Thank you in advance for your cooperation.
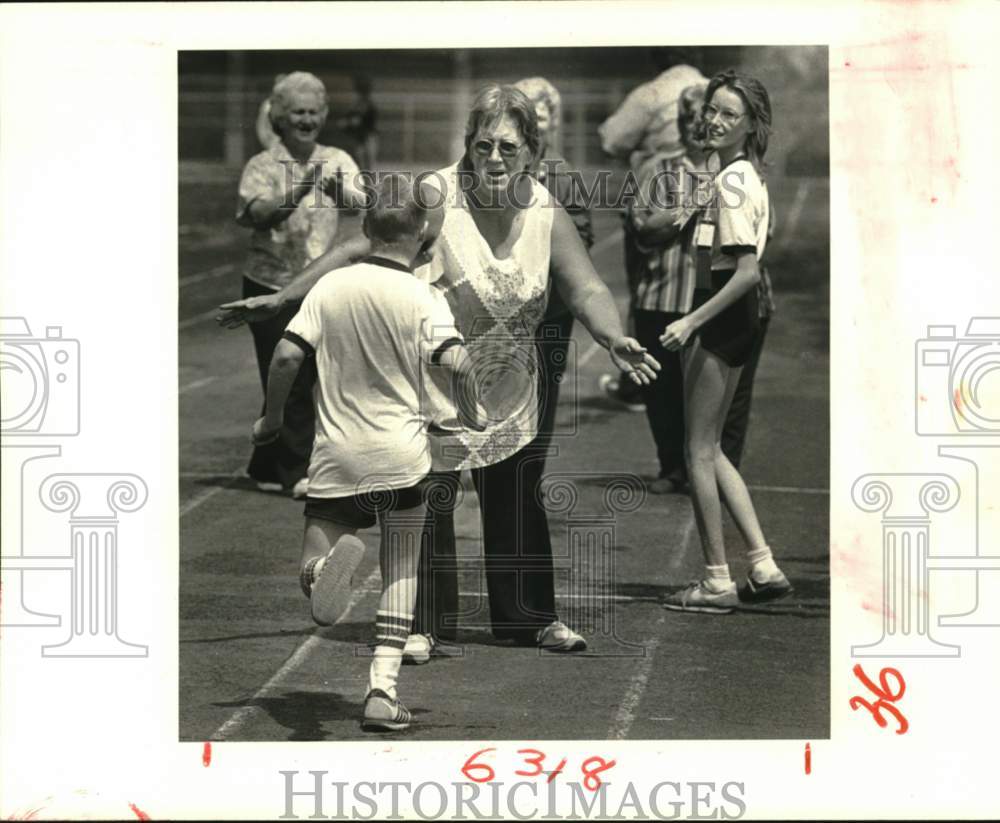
[216,293,283,328]
[658,316,696,352]
[609,337,661,385]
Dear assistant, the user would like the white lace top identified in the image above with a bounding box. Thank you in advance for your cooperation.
[415,162,555,470]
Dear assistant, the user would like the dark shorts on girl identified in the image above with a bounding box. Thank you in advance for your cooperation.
[303,476,429,529]
[692,269,761,368]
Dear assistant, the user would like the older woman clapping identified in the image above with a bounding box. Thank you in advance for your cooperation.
[235,71,364,498]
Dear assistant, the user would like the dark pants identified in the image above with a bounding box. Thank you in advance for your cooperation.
[413,444,558,643]
[721,317,770,469]
[535,310,575,461]
[242,276,316,488]
[634,308,687,480]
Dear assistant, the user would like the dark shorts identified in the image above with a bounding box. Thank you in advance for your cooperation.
[693,270,761,368]
[303,477,428,529]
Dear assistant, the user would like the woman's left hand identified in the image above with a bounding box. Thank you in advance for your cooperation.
[609,337,661,385]
[659,316,697,351]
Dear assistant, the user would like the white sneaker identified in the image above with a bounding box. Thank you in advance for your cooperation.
[661,580,739,614]
[310,535,365,625]
[402,633,433,665]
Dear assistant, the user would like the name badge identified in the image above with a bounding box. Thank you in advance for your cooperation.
[695,221,715,249]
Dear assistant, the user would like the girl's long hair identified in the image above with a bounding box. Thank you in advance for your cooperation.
[704,69,772,170]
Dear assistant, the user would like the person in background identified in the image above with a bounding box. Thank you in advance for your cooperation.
[629,83,712,494]
[236,71,367,498]
[250,174,485,731]
[658,70,792,613]
[254,74,286,151]
[337,75,378,172]
[513,77,594,467]
[598,49,708,414]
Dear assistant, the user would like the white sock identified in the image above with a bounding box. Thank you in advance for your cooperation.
[369,648,403,700]
[747,546,780,580]
[704,564,734,592]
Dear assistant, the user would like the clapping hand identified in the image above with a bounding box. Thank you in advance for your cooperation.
[609,337,661,385]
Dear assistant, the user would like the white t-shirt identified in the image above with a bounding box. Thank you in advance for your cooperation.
[284,258,462,498]
[711,158,769,271]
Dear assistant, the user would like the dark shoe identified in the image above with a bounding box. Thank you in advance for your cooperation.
[598,374,645,413]
[738,571,794,603]
[362,689,412,732]
[649,474,688,495]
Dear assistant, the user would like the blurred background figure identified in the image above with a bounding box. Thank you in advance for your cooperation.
[336,74,379,172]
[254,73,287,150]
[598,48,708,413]
[513,77,593,467]
[235,71,361,497]
[628,82,711,494]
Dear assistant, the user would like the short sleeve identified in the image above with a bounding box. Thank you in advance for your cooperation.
[236,153,274,223]
[283,284,325,353]
[715,166,760,257]
[416,286,463,365]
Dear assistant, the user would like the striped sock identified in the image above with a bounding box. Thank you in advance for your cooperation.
[370,610,413,699]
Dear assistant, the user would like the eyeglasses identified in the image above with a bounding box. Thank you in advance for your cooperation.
[471,139,524,159]
[702,104,745,127]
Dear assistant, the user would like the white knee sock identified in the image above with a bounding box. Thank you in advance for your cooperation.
[369,610,413,699]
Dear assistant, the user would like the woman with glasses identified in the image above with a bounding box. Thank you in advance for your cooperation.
[658,70,792,613]
[219,83,659,654]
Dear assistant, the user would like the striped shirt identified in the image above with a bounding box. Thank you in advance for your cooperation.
[632,154,705,314]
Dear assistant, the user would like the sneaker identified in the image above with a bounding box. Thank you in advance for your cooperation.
[598,374,645,413]
[310,535,365,625]
[255,480,283,493]
[291,478,309,500]
[649,475,688,495]
[536,620,587,652]
[362,688,412,732]
[661,581,739,614]
[738,570,794,603]
[402,633,433,665]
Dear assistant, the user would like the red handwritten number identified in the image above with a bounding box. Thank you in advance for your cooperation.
[581,756,617,791]
[515,748,547,777]
[462,748,497,783]
[849,664,909,734]
[547,757,569,784]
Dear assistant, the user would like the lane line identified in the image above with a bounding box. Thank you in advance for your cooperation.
[179,262,235,289]
[608,614,665,741]
[179,376,218,395]
[607,516,696,740]
[209,566,382,742]
[748,484,829,496]
[179,470,244,519]
[179,307,221,331]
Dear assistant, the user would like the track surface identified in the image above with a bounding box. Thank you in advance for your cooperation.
[179,180,830,742]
